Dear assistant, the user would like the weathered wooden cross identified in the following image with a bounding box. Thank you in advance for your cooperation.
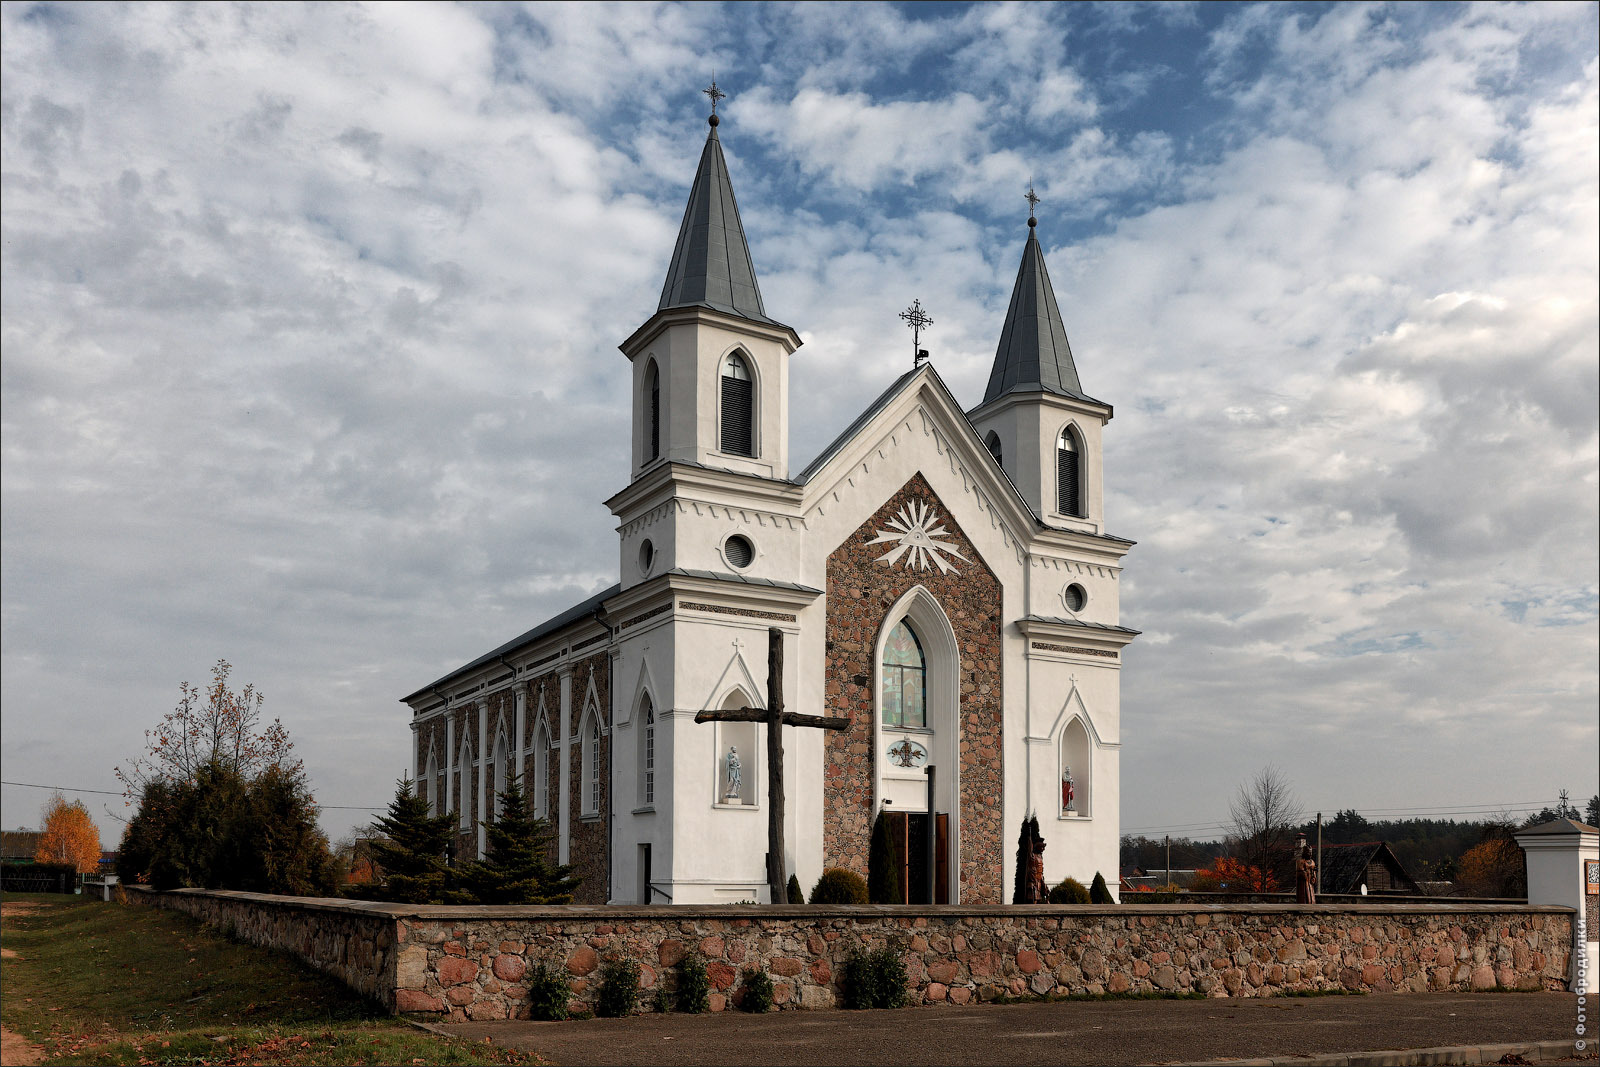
[694,626,850,904]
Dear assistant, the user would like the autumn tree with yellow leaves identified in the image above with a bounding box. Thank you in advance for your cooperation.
[36,794,102,874]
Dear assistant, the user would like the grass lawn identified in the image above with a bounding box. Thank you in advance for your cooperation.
[0,892,548,1066]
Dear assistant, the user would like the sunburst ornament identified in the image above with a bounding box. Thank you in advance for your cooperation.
[865,499,970,575]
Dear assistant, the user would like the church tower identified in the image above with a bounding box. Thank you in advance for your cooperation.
[968,203,1112,535]
[618,101,801,490]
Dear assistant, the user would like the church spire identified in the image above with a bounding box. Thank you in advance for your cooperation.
[982,189,1085,403]
[657,83,773,325]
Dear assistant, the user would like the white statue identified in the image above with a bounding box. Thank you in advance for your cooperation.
[724,745,742,802]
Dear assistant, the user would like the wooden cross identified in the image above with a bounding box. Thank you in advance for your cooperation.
[694,627,850,903]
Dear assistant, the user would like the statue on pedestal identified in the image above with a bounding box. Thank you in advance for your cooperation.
[1062,767,1076,813]
[724,745,742,803]
[1294,834,1317,904]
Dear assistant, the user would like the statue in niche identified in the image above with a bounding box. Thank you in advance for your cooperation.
[724,745,742,803]
[1061,767,1076,813]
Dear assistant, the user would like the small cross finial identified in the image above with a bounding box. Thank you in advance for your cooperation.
[900,299,933,367]
[704,77,726,116]
[1025,182,1041,227]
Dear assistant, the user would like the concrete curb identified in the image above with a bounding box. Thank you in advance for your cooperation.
[1191,1038,1592,1066]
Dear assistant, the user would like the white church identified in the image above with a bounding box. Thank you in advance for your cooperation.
[401,100,1137,906]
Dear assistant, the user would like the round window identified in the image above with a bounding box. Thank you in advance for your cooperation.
[638,538,655,576]
[725,535,754,569]
[1064,583,1087,612]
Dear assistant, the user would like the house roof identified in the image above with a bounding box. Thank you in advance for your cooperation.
[1315,841,1419,894]
[982,219,1103,407]
[657,116,778,327]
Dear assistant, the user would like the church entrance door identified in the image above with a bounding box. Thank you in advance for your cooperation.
[885,811,949,904]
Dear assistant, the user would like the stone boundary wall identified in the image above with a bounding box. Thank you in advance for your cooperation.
[125,887,401,1006]
[127,890,1572,1021]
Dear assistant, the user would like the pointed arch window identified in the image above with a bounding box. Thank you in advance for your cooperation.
[1057,427,1082,517]
[645,359,661,463]
[719,353,755,457]
[423,746,439,817]
[984,431,1002,467]
[492,730,509,818]
[639,695,656,806]
[457,732,473,831]
[532,717,551,819]
[584,714,602,815]
[880,620,927,729]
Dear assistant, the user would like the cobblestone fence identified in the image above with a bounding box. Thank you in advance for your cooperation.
[127,890,1573,1021]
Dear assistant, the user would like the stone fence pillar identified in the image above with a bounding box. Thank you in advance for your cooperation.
[1515,818,1598,992]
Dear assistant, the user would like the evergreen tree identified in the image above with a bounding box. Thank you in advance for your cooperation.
[867,809,902,904]
[454,775,578,904]
[786,874,804,904]
[366,777,454,904]
[1012,814,1041,903]
[1089,871,1113,903]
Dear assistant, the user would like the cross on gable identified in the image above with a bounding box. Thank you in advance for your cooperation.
[694,627,850,902]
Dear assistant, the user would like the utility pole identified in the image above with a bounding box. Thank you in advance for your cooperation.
[1315,812,1323,895]
[1165,834,1171,884]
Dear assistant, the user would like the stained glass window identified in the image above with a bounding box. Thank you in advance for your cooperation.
[881,620,926,729]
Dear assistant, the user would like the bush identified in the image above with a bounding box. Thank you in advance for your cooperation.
[1049,877,1090,904]
[737,968,774,1013]
[675,951,711,1014]
[786,874,804,904]
[1090,872,1113,903]
[810,867,869,904]
[840,945,908,1010]
[525,962,569,1021]
[595,956,640,1018]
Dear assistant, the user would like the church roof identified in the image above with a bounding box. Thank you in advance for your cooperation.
[1516,817,1598,836]
[982,220,1100,407]
[657,117,776,325]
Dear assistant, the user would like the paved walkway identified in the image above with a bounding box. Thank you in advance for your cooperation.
[435,991,1584,1066]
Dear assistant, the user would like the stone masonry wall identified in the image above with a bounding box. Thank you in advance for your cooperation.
[127,891,1573,1022]
[825,473,1005,901]
[566,651,611,904]
[126,887,399,1006]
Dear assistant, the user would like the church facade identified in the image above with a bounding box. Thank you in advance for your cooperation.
[401,106,1137,906]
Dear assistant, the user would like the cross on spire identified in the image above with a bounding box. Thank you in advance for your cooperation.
[900,298,933,367]
[703,77,726,115]
[1025,182,1041,225]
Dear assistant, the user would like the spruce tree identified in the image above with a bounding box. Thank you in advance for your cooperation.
[1090,871,1113,903]
[455,775,578,904]
[867,809,902,904]
[367,777,455,904]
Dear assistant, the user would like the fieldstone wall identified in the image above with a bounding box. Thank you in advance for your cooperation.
[825,473,1005,902]
[127,890,1574,1021]
[125,887,400,1005]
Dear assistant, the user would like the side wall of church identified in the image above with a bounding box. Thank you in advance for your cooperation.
[823,473,1006,902]
[566,650,611,904]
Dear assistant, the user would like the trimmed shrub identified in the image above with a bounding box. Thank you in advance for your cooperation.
[1090,872,1113,903]
[1049,877,1091,904]
[809,867,869,904]
[675,951,711,1014]
[786,874,804,904]
[525,962,569,1021]
[840,945,909,1010]
[737,967,774,1013]
[867,809,902,904]
[594,956,640,1018]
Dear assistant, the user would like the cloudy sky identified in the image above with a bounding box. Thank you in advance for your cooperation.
[3,2,1596,848]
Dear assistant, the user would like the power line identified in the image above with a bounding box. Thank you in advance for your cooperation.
[2,779,383,812]
[1124,801,1556,837]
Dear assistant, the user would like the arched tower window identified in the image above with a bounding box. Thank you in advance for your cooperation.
[645,359,661,463]
[639,694,656,806]
[719,352,755,457]
[1057,427,1082,517]
[880,620,927,729]
[984,431,1002,466]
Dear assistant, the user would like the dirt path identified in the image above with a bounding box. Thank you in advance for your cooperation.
[0,1025,44,1066]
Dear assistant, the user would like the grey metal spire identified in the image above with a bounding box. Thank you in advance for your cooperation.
[982,202,1087,404]
[657,94,773,325]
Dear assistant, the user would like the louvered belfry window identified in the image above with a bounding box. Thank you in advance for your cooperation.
[1057,428,1081,517]
[720,353,755,457]
[647,361,660,461]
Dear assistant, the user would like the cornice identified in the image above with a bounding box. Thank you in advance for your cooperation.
[619,305,802,359]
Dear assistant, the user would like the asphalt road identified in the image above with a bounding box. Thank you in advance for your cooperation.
[436,991,1581,1066]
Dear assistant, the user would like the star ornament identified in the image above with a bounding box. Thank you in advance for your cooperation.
[865,499,970,575]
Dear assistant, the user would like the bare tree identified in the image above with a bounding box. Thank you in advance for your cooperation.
[1228,765,1302,871]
